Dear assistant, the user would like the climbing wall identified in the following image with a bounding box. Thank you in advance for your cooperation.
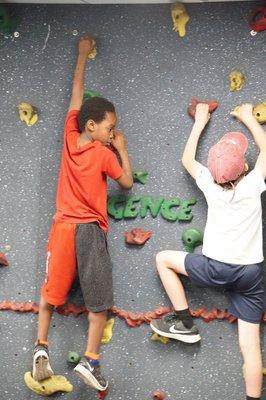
[0,2,265,399]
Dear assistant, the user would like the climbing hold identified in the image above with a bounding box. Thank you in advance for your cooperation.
[124,228,152,245]
[152,389,166,400]
[67,351,80,364]
[83,89,101,101]
[151,332,170,345]
[182,228,203,253]
[123,196,141,218]
[24,372,73,396]
[133,170,148,184]
[171,2,190,38]
[263,367,266,376]
[188,97,218,119]
[160,198,180,222]
[98,388,109,399]
[101,318,115,344]
[228,70,245,92]
[249,6,266,35]
[140,196,164,218]
[253,102,266,124]
[176,198,196,222]
[0,252,9,267]
[0,5,19,34]
[18,102,38,126]
[88,46,97,60]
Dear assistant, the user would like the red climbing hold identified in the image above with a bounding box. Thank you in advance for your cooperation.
[152,390,166,400]
[0,252,9,266]
[98,388,108,399]
[124,228,152,245]
[188,97,218,119]
[249,6,266,33]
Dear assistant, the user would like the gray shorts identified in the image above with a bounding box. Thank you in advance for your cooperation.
[75,222,114,312]
[185,253,264,324]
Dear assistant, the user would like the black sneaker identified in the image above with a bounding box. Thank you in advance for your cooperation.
[32,343,54,381]
[74,357,108,391]
[150,312,201,343]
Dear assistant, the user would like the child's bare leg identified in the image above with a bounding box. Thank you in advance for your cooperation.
[86,310,107,354]
[238,319,262,398]
[156,250,189,310]
[33,297,54,381]
[37,297,54,342]
[151,250,200,343]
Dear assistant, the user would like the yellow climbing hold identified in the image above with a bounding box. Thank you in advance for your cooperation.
[263,367,266,376]
[228,70,245,91]
[171,2,190,38]
[88,46,97,60]
[24,372,73,396]
[101,318,115,344]
[151,332,170,344]
[253,102,266,124]
[18,102,38,126]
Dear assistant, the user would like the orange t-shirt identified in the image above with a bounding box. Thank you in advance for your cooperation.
[53,110,123,232]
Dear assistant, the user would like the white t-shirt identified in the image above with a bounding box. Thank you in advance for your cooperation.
[196,166,266,264]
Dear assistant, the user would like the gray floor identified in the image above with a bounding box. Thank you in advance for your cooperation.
[0,2,265,399]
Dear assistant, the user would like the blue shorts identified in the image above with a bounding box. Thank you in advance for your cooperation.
[184,254,264,324]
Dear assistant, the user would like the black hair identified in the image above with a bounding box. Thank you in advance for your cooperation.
[78,97,115,132]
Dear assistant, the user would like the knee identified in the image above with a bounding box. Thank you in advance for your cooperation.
[155,251,165,271]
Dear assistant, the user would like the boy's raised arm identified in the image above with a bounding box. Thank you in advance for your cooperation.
[231,103,266,179]
[69,36,96,112]
[181,103,210,178]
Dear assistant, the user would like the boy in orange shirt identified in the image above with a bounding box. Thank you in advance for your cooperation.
[32,36,133,391]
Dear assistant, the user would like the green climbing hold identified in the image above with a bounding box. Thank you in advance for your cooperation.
[0,5,19,34]
[133,170,148,184]
[160,198,181,222]
[123,195,141,218]
[140,196,164,218]
[83,89,101,101]
[177,198,197,221]
[67,351,81,364]
[107,194,126,220]
[182,228,203,253]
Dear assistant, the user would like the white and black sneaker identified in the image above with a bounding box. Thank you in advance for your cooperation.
[150,312,201,343]
[32,342,54,381]
[74,357,108,391]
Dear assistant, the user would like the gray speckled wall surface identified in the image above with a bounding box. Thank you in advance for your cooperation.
[0,2,265,399]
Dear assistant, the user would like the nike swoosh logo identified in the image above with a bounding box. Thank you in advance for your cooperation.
[169,325,192,334]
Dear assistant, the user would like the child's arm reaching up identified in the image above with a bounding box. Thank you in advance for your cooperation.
[182,103,210,178]
[69,36,96,112]
[231,103,266,179]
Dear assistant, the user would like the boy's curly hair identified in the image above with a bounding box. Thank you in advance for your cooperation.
[78,97,115,132]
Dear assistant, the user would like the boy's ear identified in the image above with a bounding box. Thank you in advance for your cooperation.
[244,162,249,172]
[85,119,96,132]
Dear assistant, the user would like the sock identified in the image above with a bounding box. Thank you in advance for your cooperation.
[246,396,260,400]
[85,351,100,366]
[35,340,48,347]
[174,309,193,329]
